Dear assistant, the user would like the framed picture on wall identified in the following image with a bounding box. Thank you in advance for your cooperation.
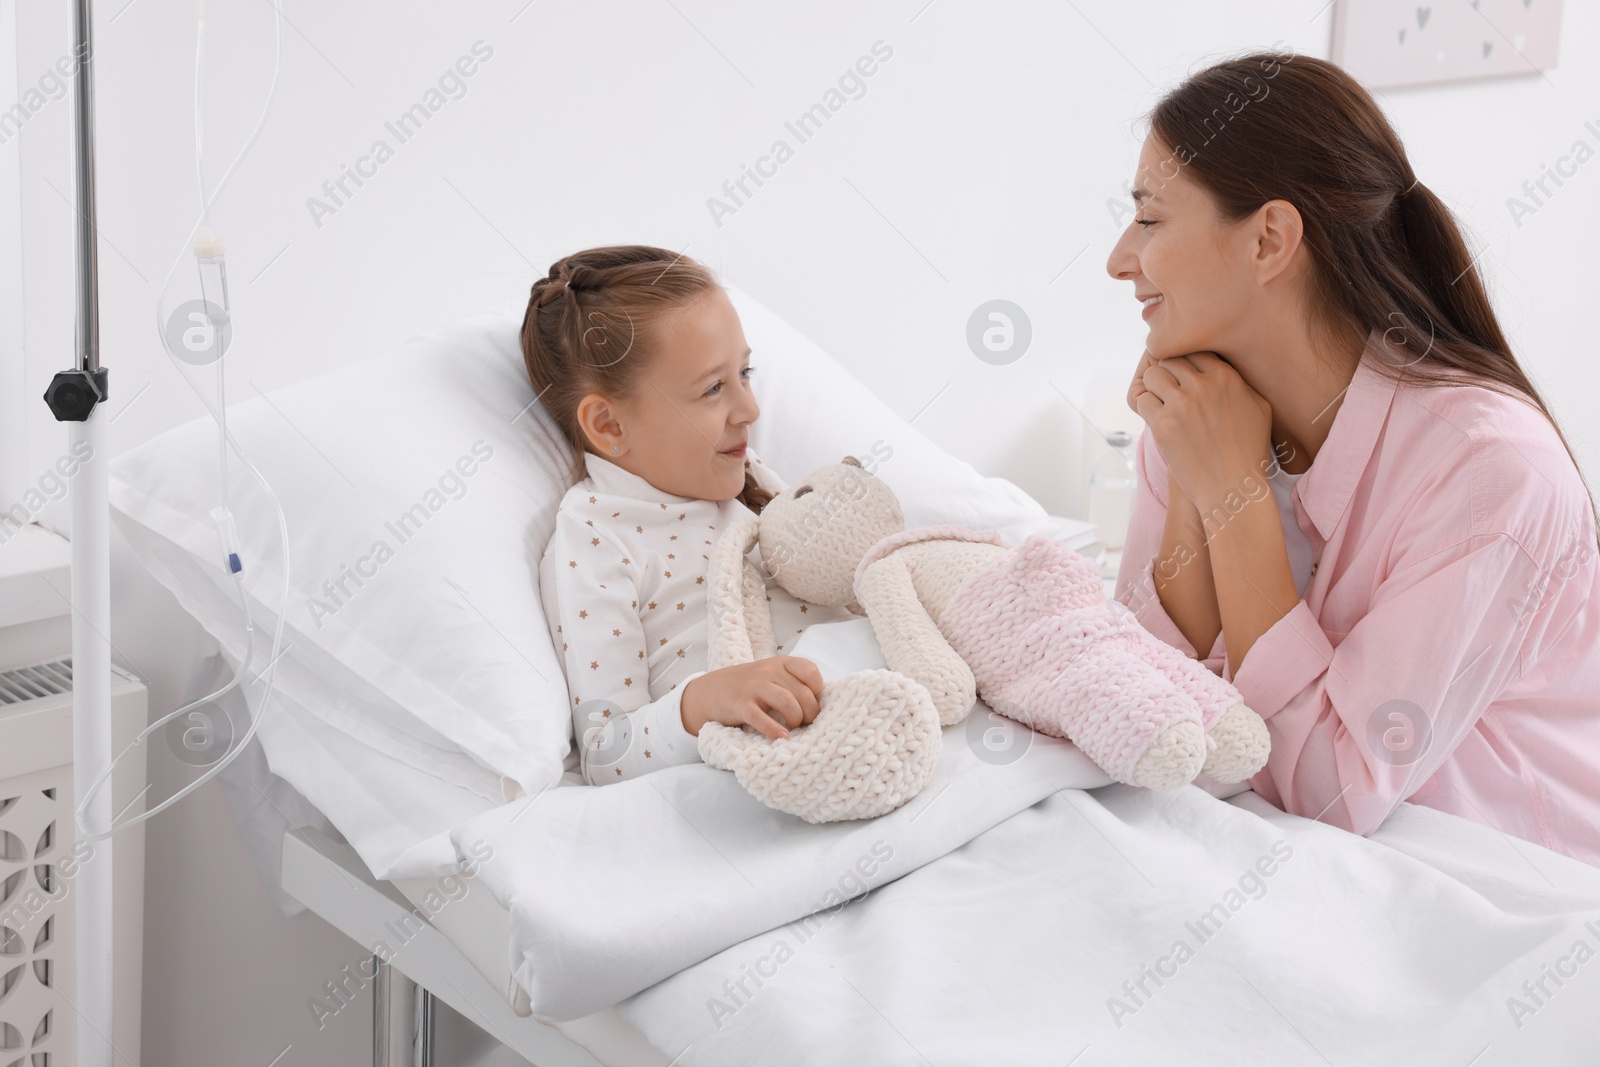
[1331,0,1564,89]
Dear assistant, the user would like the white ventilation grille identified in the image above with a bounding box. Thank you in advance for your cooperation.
[1,656,74,1066]
[1,656,146,1066]
[0,660,72,707]
[0,777,68,1067]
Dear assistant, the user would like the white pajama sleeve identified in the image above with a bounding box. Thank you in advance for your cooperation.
[547,511,706,785]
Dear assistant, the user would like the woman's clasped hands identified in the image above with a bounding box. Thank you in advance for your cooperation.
[1127,349,1274,509]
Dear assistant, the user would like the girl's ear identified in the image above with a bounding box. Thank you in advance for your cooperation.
[576,392,625,454]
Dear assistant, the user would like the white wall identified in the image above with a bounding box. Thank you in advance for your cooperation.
[5,1,1598,1065]
[0,0,24,503]
[8,1,1599,518]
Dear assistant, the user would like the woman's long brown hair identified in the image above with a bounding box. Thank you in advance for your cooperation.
[1148,51,1598,548]
[519,244,773,513]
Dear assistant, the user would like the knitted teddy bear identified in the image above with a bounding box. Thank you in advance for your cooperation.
[693,500,944,824]
[740,457,1271,791]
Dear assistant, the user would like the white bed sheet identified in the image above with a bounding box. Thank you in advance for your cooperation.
[249,667,500,880]
[609,784,1600,1066]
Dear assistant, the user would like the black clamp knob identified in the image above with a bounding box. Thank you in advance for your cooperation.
[44,367,109,422]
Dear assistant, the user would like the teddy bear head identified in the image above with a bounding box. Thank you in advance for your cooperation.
[757,456,904,608]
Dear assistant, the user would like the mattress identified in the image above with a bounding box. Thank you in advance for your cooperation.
[389,872,671,1066]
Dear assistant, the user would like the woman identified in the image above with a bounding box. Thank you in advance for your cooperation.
[1106,51,1600,868]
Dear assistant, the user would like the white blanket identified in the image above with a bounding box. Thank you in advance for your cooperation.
[609,785,1600,1065]
[448,706,1115,1023]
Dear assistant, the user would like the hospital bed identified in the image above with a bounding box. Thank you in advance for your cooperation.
[109,286,1600,1066]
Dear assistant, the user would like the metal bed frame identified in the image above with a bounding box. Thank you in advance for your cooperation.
[280,826,665,1067]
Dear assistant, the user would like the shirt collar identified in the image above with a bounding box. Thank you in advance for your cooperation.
[1295,329,1401,541]
[582,450,699,505]
[581,448,776,504]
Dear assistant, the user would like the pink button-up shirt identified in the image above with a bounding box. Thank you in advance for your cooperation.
[1115,331,1600,868]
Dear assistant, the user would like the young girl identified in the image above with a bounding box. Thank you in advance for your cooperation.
[522,245,855,785]
[1107,53,1600,867]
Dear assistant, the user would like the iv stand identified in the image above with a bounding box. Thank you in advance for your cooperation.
[42,0,116,1063]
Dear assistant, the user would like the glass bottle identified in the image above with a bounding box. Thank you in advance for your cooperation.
[1088,429,1136,552]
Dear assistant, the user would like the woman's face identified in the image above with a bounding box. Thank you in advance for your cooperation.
[599,286,760,502]
[1106,136,1260,360]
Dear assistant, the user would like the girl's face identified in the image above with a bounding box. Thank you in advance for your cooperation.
[1105,135,1259,360]
[598,286,760,502]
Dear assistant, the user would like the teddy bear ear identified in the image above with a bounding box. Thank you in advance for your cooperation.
[841,455,863,468]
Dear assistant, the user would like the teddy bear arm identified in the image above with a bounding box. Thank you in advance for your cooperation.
[705,515,764,669]
[857,555,978,725]
[741,557,779,661]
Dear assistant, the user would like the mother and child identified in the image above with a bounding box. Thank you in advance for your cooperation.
[521,52,1600,868]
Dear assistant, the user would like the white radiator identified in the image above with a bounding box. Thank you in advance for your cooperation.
[0,657,147,1067]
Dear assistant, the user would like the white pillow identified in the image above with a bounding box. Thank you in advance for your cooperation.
[109,284,1051,802]
[735,289,1056,544]
[112,301,573,803]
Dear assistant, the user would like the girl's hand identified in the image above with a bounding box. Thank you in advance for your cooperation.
[681,657,825,740]
[1135,352,1273,508]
